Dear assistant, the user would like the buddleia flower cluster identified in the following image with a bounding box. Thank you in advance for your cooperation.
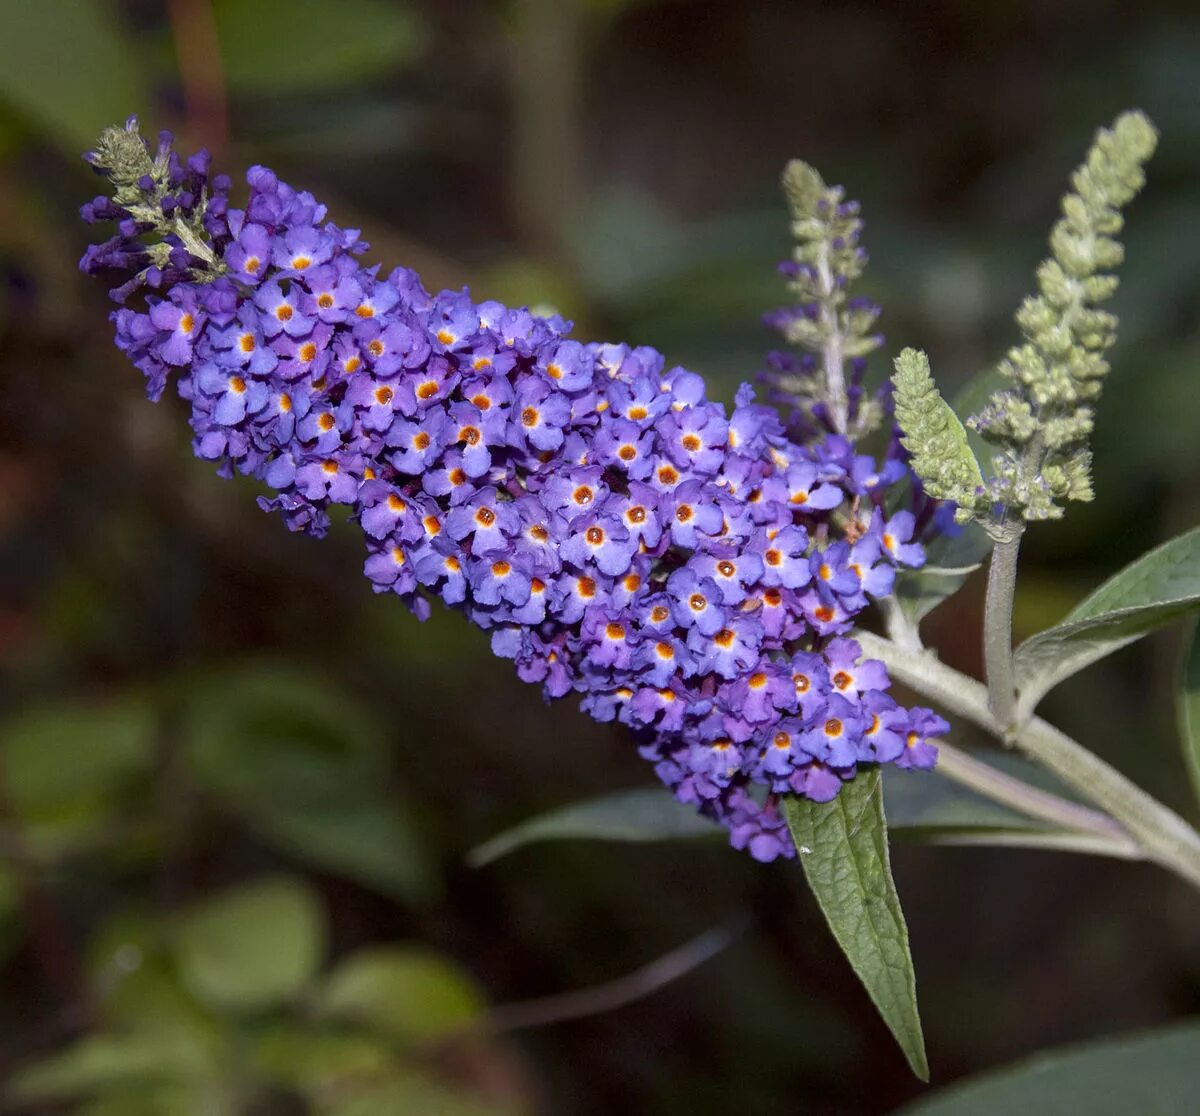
[80,118,948,862]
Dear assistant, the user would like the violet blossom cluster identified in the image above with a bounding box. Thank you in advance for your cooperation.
[80,120,947,862]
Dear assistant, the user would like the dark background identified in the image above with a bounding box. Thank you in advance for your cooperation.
[0,0,1198,1112]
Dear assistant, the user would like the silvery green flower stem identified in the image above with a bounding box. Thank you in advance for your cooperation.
[983,525,1023,733]
[816,241,849,436]
[856,631,1200,890]
[934,740,1138,856]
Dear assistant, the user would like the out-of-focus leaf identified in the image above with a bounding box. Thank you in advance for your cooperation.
[1014,525,1200,719]
[173,876,325,1013]
[182,664,435,904]
[0,1,149,153]
[212,0,424,93]
[252,1027,396,1093]
[8,1033,215,1103]
[895,1021,1200,1115]
[1179,622,1200,806]
[74,1084,237,1116]
[316,946,484,1044]
[319,1076,509,1116]
[86,913,224,1047]
[468,788,717,866]
[895,522,991,624]
[255,799,435,905]
[182,663,386,796]
[0,700,156,855]
[783,769,928,1080]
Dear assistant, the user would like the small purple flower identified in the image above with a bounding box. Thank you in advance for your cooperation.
[149,291,205,366]
[560,511,637,577]
[752,525,812,590]
[444,487,517,555]
[784,461,844,511]
[663,480,723,548]
[895,708,946,770]
[878,510,926,568]
[660,404,728,475]
[801,694,864,767]
[224,222,273,285]
[469,553,533,607]
[255,281,313,338]
[511,379,571,453]
[195,362,268,425]
[666,568,726,637]
[690,547,765,606]
[538,340,592,391]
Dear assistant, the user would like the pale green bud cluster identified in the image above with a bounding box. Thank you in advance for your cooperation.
[892,349,987,523]
[967,111,1158,521]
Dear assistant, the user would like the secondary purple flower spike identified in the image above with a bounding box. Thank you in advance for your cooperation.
[80,119,948,861]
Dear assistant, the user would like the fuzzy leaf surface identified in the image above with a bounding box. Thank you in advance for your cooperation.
[895,1021,1200,1115]
[1015,525,1200,718]
[783,769,928,1079]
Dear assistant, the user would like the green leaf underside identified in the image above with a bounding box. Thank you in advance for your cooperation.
[1014,525,1200,716]
[783,769,928,1080]
[1178,623,1200,807]
[894,1021,1200,1115]
[468,788,717,866]
[469,768,1057,866]
[896,521,993,624]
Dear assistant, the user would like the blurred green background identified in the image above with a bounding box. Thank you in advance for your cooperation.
[0,0,1199,1112]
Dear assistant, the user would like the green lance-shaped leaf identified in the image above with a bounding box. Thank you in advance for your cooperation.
[893,348,986,522]
[894,1020,1200,1116]
[783,769,928,1080]
[468,788,719,865]
[1178,621,1200,807]
[1014,524,1200,720]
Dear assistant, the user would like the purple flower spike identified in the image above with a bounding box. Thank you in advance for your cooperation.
[79,125,951,861]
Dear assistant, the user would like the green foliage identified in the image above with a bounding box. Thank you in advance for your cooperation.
[969,111,1158,521]
[0,1,149,153]
[212,0,425,93]
[174,876,326,1013]
[1178,623,1200,806]
[0,698,157,859]
[468,787,718,865]
[895,1021,1200,1115]
[783,770,928,1080]
[316,946,485,1043]
[9,1033,221,1107]
[892,348,988,521]
[181,663,436,904]
[12,879,509,1115]
[1014,525,1200,719]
